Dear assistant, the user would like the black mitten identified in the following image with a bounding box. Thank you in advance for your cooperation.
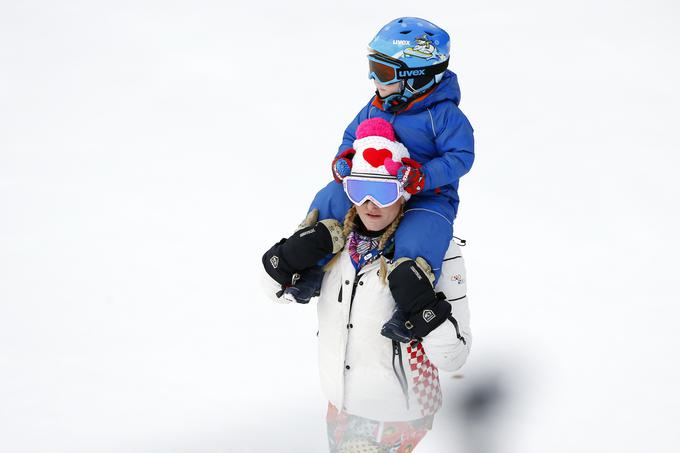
[382,258,451,342]
[402,292,451,339]
[280,221,342,270]
[262,238,295,286]
[387,258,437,314]
[262,220,344,286]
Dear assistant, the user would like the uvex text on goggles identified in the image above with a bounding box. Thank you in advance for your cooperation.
[368,53,449,85]
[343,176,404,208]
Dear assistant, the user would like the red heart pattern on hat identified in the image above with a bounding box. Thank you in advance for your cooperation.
[363,148,393,168]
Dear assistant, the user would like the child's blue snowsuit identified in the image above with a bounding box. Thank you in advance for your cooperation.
[310,70,474,282]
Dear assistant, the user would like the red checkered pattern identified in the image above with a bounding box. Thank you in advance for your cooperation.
[407,341,442,416]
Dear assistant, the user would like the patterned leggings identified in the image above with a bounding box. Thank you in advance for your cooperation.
[326,403,432,453]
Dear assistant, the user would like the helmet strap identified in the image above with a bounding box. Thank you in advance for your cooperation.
[377,91,410,112]
[376,75,441,113]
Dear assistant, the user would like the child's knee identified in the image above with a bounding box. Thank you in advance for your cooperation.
[392,210,452,281]
[309,180,352,222]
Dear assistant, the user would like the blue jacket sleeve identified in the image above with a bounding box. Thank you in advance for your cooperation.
[422,102,475,191]
[337,100,374,157]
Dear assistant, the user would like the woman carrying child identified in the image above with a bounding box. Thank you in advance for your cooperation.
[262,119,471,452]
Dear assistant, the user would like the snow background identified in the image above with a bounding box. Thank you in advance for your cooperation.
[1,0,679,451]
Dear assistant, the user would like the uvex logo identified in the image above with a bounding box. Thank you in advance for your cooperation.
[398,69,426,77]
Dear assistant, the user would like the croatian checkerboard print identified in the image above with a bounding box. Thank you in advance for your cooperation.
[407,341,442,416]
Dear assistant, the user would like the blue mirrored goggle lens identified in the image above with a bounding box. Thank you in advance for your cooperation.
[344,178,400,207]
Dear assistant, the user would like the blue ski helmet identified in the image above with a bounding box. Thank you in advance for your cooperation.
[368,17,451,112]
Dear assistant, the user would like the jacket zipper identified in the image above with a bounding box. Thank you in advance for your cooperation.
[447,315,467,345]
[392,340,410,410]
[347,267,410,410]
[347,270,411,410]
[341,272,363,399]
[349,274,361,311]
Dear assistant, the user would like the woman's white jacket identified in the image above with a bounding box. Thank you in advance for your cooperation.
[316,240,472,422]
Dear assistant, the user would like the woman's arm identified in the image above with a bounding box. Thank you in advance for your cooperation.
[420,297,472,372]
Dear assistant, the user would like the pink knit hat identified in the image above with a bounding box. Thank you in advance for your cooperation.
[350,118,411,182]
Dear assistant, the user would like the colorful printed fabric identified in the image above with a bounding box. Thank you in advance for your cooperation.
[326,403,432,453]
[407,341,443,417]
[346,231,394,271]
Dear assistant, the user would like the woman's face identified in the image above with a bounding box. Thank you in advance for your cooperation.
[356,198,404,232]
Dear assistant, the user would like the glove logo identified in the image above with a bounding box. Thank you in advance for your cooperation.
[270,256,279,269]
[299,228,316,238]
[422,309,436,323]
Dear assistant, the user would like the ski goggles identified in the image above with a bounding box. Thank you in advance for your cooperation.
[367,53,449,85]
[343,176,404,208]
[368,54,404,85]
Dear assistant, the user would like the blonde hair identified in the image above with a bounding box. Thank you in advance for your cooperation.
[324,203,405,284]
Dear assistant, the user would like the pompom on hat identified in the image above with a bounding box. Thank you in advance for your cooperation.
[351,118,411,191]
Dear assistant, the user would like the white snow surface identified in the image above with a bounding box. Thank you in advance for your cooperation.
[1,1,679,452]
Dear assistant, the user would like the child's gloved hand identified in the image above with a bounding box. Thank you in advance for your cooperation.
[332,148,356,182]
[397,157,426,194]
